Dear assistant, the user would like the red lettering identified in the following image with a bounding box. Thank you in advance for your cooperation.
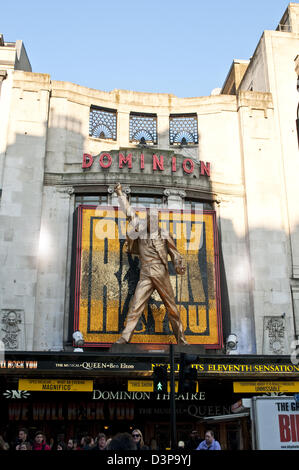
[279,414,291,442]
[32,402,46,421]
[172,156,177,172]
[153,154,164,171]
[200,161,210,176]
[116,405,125,420]
[183,158,194,174]
[95,403,105,420]
[86,403,95,420]
[140,153,145,170]
[8,404,22,421]
[21,403,29,421]
[67,403,77,420]
[99,153,112,168]
[290,414,297,442]
[119,153,132,169]
[296,416,299,441]
[82,153,93,169]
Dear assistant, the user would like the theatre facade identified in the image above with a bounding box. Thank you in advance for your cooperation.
[0,3,299,450]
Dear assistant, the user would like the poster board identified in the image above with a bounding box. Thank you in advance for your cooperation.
[71,206,222,347]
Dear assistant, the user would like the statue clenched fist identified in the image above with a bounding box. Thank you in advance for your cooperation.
[114,183,122,196]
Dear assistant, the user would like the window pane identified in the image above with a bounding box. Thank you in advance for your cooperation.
[130,195,163,207]
[169,114,198,145]
[129,112,157,144]
[184,199,212,210]
[89,106,117,140]
[75,195,108,208]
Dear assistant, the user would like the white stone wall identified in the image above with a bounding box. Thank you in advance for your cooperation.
[238,8,299,352]
[0,71,50,350]
[33,186,73,351]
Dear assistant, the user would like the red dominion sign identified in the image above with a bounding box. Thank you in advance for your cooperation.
[82,152,210,176]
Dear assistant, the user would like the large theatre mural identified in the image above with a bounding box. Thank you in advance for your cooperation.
[71,206,222,347]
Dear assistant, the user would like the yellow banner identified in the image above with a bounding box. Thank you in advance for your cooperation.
[127,380,199,392]
[128,380,154,392]
[128,380,179,392]
[233,381,299,393]
[18,379,93,392]
[75,206,222,347]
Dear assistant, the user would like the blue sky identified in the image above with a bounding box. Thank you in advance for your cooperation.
[1,0,294,97]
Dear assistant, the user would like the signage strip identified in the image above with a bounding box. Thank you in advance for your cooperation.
[18,379,93,392]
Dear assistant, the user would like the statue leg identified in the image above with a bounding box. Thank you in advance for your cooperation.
[153,271,188,345]
[115,276,154,344]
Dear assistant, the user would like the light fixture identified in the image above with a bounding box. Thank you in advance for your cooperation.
[138,136,147,147]
[226,334,238,354]
[180,137,187,146]
[0,339,4,363]
[73,331,84,352]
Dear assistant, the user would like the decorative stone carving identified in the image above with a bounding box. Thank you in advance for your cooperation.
[108,184,131,194]
[56,186,74,196]
[0,70,7,83]
[263,316,286,354]
[0,309,25,350]
[163,188,186,198]
[164,188,186,209]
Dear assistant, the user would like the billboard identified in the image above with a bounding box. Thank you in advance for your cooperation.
[71,206,222,347]
[253,396,299,450]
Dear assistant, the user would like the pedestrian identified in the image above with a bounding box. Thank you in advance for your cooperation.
[149,438,159,450]
[93,433,107,450]
[131,429,149,450]
[107,433,136,450]
[15,427,30,450]
[0,435,9,451]
[18,442,31,450]
[185,429,201,450]
[66,438,75,450]
[56,441,67,450]
[32,431,51,451]
[80,435,94,450]
[196,430,221,450]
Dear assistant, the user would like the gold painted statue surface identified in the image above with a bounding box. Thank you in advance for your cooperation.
[114,183,188,345]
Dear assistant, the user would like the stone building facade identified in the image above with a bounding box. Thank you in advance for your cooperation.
[0,3,299,357]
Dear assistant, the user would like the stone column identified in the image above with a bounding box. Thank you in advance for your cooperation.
[0,70,7,95]
[108,184,131,206]
[157,114,169,149]
[33,186,74,351]
[164,188,186,209]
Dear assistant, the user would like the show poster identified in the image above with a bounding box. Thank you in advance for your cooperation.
[71,206,222,347]
[253,397,299,450]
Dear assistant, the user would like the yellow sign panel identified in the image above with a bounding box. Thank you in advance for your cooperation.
[18,379,93,392]
[128,380,199,392]
[233,381,299,393]
[73,206,222,347]
[128,380,180,392]
[128,380,154,392]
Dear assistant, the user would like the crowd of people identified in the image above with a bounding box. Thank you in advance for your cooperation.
[0,427,221,451]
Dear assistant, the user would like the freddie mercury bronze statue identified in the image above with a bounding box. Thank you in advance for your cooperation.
[114,183,188,345]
